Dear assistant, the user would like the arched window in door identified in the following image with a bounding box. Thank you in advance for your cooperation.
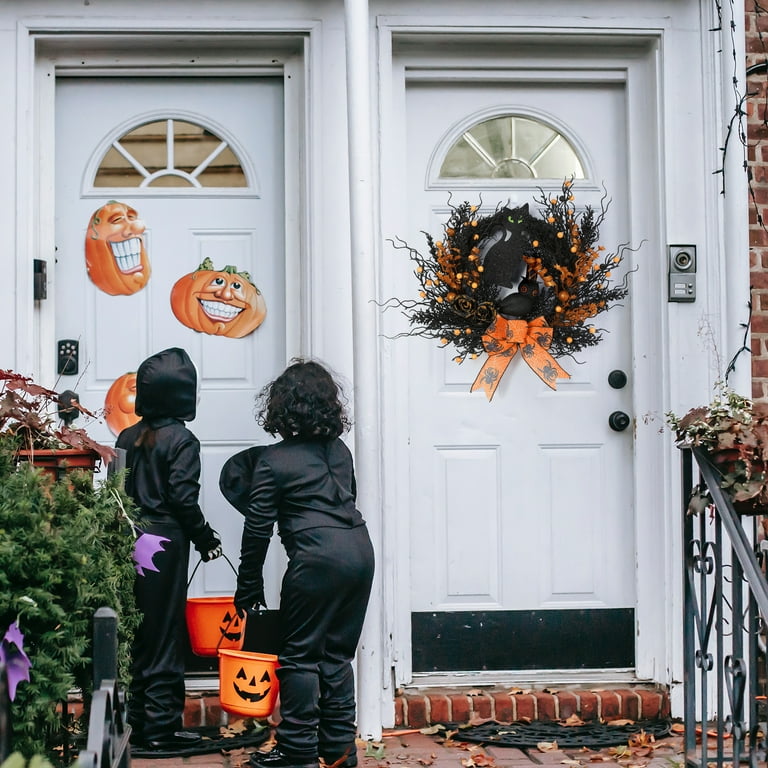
[92,117,249,189]
[439,114,585,180]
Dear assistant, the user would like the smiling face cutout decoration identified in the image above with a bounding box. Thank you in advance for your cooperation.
[85,201,151,295]
[170,258,267,338]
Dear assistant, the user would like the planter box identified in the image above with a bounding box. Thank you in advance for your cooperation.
[17,448,100,480]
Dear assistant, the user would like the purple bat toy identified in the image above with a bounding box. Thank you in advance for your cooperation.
[133,531,171,576]
[0,621,32,700]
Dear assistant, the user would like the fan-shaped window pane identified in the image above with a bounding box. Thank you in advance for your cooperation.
[440,115,584,180]
[94,118,247,188]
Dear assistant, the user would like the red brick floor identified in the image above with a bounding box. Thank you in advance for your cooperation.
[131,725,685,768]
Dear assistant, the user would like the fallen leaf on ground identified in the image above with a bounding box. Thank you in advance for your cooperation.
[561,759,582,766]
[420,725,445,735]
[537,741,559,752]
[224,720,250,735]
[608,746,631,758]
[608,719,636,727]
[365,742,386,760]
[508,687,531,695]
[562,714,586,727]
[467,716,494,727]
[628,730,656,749]
[461,755,496,768]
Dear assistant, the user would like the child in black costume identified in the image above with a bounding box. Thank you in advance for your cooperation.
[117,347,222,750]
[232,359,375,768]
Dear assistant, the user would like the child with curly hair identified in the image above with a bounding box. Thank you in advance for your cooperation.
[231,359,374,768]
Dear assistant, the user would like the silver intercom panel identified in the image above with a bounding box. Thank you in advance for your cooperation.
[668,244,696,302]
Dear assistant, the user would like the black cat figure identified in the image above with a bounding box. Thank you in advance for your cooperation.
[479,204,530,289]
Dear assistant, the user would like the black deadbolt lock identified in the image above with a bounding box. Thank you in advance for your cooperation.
[608,370,628,389]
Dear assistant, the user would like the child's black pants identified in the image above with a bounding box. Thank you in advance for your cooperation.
[277,524,375,761]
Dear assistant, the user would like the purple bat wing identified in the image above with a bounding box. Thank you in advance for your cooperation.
[133,532,171,576]
[0,622,32,701]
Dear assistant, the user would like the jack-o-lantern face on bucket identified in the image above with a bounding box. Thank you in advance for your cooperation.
[170,258,267,338]
[220,610,243,642]
[233,666,272,703]
[104,372,140,436]
[85,201,151,295]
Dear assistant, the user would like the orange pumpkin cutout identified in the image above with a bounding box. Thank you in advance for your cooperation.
[85,201,151,295]
[170,258,266,338]
[104,372,140,436]
[219,649,279,717]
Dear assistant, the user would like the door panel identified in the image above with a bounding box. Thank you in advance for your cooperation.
[405,78,635,669]
[55,76,286,602]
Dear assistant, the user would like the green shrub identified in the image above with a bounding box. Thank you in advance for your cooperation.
[0,439,140,761]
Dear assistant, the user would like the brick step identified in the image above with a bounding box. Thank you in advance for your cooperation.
[180,687,671,730]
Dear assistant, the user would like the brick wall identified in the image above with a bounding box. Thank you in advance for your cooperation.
[747,8,768,402]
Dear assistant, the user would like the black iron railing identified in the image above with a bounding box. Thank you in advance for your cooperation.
[683,446,768,767]
[76,607,131,767]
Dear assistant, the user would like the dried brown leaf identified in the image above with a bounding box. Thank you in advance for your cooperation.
[537,741,559,752]
[562,714,586,727]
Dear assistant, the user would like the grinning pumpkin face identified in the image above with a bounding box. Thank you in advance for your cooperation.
[233,666,272,703]
[104,372,140,436]
[85,201,151,296]
[220,610,243,642]
[170,258,267,338]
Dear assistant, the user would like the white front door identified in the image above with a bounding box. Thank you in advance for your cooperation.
[400,75,638,673]
[55,76,286,605]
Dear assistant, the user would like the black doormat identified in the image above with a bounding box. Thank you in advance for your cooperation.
[448,719,672,748]
[130,722,270,759]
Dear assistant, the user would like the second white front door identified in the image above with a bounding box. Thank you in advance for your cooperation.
[393,68,642,675]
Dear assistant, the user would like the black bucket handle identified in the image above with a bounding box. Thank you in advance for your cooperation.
[187,551,238,588]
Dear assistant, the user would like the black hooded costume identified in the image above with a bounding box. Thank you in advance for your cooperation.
[116,347,220,747]
[228,436,374,768]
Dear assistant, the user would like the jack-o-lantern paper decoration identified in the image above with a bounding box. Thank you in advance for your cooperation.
[170,257,267,338]
[85,201,151,295]
[104,372,140,436]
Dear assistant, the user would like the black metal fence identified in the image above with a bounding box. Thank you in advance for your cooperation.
[682,446,768,767]
[0,608,130,767]
[76,607,131,768]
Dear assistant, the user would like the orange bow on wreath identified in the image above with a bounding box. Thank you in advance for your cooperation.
[471,316,570,400]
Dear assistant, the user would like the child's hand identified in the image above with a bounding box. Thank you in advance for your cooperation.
[194,524,222,561]
[202,541,222,562]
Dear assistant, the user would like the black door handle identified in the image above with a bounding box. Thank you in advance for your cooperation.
[608,411,631,432]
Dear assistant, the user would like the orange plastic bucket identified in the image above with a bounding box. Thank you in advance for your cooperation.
[185,597,245,656]
[218,648,280,718]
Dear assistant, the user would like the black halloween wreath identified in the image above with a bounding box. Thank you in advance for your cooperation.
[386,179,631,399]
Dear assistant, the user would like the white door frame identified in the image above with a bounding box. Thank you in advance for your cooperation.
[15,20,319,385]
[376,10,737,707]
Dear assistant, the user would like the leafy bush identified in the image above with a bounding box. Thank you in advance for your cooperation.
[0,435,140,760]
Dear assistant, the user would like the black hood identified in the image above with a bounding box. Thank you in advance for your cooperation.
[135,347,197,422]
